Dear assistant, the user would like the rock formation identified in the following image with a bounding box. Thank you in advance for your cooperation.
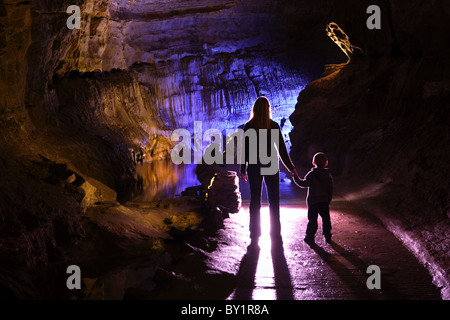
[207,171,242,214]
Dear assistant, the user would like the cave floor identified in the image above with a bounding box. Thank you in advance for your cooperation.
[31,170,442,300]
[203,180,442,300]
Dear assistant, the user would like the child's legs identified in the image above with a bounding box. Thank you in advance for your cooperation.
[317,203,332,238]
[306,204,319,239]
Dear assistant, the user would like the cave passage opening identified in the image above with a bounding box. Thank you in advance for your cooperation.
[125,19,353,203]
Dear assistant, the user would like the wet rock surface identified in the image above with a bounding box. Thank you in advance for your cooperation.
[6,194,218,299]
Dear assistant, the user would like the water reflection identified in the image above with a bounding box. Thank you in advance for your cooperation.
[129,160,199,202]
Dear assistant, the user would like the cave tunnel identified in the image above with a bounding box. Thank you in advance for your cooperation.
[0,0,449,306]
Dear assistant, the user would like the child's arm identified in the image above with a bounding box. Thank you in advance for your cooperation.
[292,173,310,188]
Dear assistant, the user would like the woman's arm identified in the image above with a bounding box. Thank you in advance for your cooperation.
[274,122,295,172]
[240,123,249,181]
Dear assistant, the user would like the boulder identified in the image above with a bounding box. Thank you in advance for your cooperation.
[206,171,242,214]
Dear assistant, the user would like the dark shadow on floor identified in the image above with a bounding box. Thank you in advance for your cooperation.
[271,237,294,300]
[232,236,295,300]
[329,241,405,299]
[308,242,376,299]
[232,245,260,300]
[306,240,405,299]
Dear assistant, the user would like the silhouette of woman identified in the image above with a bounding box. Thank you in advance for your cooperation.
[240,97,297,247]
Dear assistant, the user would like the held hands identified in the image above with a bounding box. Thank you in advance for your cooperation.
[241,169,297,183]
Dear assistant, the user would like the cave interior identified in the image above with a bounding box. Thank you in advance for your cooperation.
[0,0,449,301]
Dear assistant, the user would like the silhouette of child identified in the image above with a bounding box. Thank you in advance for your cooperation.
[292,152,333,244]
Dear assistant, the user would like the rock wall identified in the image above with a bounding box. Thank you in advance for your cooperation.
[290,0,450,298]
[1,0,346,205]
[4,0,345,179]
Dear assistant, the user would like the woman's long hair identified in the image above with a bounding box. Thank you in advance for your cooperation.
[248,96,272,130]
